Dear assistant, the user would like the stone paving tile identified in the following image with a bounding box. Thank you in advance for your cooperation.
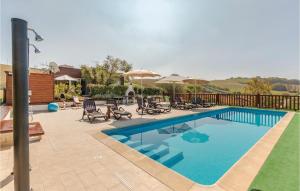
[85,183,108,191]
[1,105,290,191]
[108,183,130,191]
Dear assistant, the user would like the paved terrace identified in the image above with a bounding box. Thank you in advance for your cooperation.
[0,105,219,191]
[0,105,294,191]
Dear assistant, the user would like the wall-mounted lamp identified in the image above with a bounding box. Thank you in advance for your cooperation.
[29,44,41,54]
[28,28,43,41]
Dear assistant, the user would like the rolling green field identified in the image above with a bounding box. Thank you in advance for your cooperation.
[209,79,247,93]
[248,113,299,191]
[209,77,300,95]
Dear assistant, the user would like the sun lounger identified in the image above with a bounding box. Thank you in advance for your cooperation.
[194,97,215,108]
[82,99,108,123]
[136,97,161,115]
[173,97,193,110]
[147,97,171,112]
[72,96,83,107]
[107,99,132,120]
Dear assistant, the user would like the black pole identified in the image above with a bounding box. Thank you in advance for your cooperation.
[11,18,30,191]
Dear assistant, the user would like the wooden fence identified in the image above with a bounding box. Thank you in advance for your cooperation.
[174,93,300,111]
[5,72,54,105]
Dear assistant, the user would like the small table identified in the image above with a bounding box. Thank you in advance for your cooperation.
[113,97,124,104]
[104,104,115,119]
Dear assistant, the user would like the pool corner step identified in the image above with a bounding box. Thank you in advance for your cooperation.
[125,140,141,148]
[111,135,129,143]
[145,145,169,160]
[134,144,157,153]
[157,149,183,167]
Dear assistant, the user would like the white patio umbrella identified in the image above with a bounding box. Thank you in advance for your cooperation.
[155,74,187,101]
[125,69,160,112]
[55,75,79,85]
[183,77,208,102]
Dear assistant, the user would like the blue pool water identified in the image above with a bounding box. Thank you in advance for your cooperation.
[103,108,286,185]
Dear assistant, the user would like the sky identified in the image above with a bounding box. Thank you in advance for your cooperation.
[1,0,299,80]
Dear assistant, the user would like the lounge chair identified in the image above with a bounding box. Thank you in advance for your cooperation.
[136,97,161,115]
[72,96,82,107]
[147,97,171,113]
[194,97,214,108]
[173,97,193,110]
[82,99,108,123]
[107,99,132,120]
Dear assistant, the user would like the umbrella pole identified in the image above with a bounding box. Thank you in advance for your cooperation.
[194,79,196,102]
[172,82,175,102]
[141,78,143,117]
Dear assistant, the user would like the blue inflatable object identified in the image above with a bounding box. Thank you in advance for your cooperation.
[48,102,59,112]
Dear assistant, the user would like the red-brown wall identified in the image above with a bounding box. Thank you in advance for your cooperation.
[6,72,54,105]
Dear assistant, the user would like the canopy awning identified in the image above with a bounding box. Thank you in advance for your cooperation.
[55,75,79,81]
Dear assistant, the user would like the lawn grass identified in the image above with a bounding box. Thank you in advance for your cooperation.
[248,113,299,191]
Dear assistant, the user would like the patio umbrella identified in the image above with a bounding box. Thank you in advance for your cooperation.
[55,75,79,85]
[155,74,187,102]
[183,77,208,102]
[125,69,160,113]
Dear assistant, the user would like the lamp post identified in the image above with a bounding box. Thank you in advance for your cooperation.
[11,18,43,191]
[11,18,30,191]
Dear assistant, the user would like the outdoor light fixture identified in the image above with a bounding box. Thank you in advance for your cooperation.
[28,28,43,41]
[29,43,41,53]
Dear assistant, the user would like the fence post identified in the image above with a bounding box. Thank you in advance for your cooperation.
[216,94,220,105]
[256,94,261,108]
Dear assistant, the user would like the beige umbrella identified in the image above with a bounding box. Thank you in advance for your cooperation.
[55,74,79,85]
[155,74,187,101]
[125,69,160,108]
[183,77,208,101]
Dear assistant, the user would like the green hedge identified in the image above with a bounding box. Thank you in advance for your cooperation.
[88,84,163,100]
[88,84,128,97]
[133,86,162,96]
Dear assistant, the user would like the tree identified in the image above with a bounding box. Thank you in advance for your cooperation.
[244,77,271,94]
[48,61,60,74]
[81,56,132,86]
[119,60,132,72]
[80,65,95,84]
[103,56,121,86]
[103,56,133,85]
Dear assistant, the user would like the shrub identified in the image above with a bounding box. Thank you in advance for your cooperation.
[54,83,81,101]
[89,83,163,98]
[133,86,162,96]
[88,84,128,97]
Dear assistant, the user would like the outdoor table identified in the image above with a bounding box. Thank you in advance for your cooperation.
[104,104,115,119]
[113,97,124,104]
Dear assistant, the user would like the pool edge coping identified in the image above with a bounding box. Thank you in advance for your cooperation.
[92,108,295,191]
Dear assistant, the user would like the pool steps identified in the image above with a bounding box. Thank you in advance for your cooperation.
[111,135,129,142]
[135,144,157,153]
[156,149,184,166]
[145,145,169,159]
[126,140,141,147]
[112,135,184,166]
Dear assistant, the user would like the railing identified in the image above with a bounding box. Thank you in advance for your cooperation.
[174,93,300,111]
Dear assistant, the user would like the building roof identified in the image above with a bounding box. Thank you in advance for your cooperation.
[55,65,81,79]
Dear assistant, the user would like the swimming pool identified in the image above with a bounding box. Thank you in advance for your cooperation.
[103,107,286,185]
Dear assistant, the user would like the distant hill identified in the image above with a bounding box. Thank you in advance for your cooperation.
[208,77,300,95]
